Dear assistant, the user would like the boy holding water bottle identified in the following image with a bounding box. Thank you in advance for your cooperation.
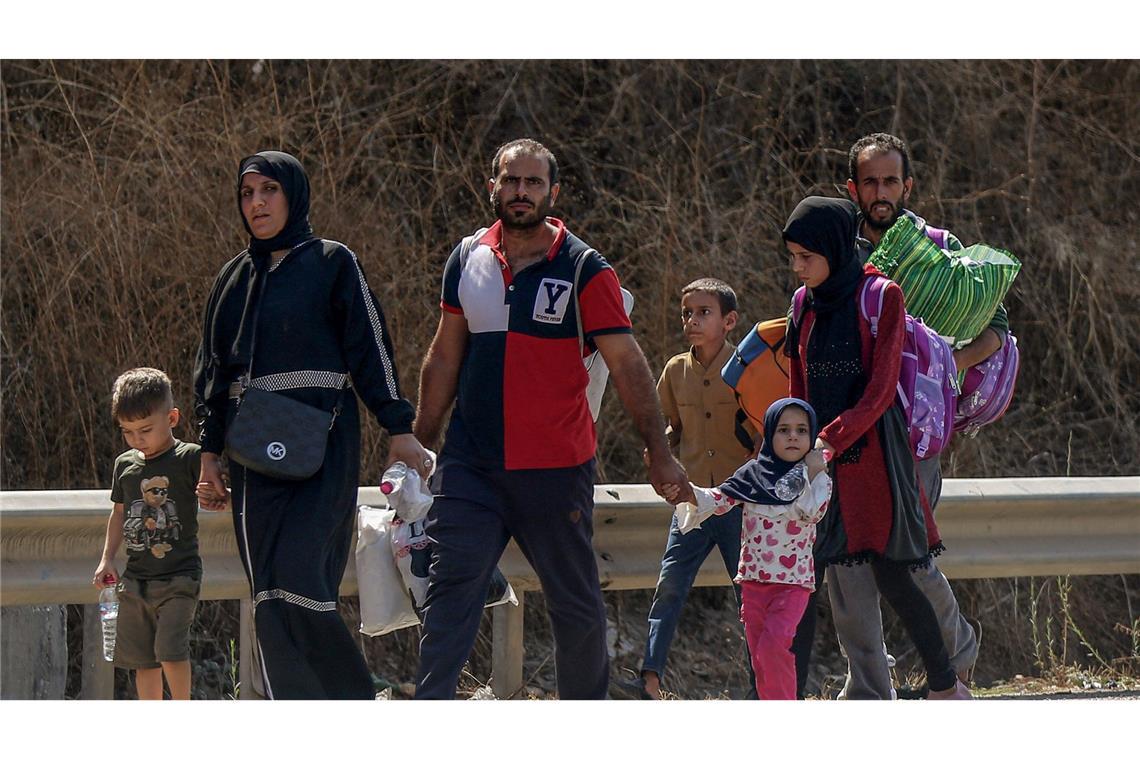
[92,368,226,699]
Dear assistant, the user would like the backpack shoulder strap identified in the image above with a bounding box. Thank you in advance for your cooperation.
[572,248,596,356]
[859,275,889,339]
[459,226,489,267]
[791,286,808,328]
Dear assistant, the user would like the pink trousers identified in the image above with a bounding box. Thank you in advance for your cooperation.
[740,581,811,700]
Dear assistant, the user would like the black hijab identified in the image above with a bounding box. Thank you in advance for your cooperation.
[226,151,319,371]
[720,398,820,505]
[237,150,316,257]
[782,197,866,434]
[195,151,320,407]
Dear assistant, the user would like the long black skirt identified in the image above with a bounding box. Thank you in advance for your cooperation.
[229,397,373,699]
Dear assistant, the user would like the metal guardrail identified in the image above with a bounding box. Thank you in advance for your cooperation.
[2,477,1139,698]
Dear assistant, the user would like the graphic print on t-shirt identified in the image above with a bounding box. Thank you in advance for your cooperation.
[532,277,572,324]
[122,474,183,559]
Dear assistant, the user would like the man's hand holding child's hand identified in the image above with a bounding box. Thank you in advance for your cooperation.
[662,481,696,506]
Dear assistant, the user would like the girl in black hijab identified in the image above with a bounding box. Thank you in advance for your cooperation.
[194,150,430,699]
[782,196,970,699]
[783,197,865,433]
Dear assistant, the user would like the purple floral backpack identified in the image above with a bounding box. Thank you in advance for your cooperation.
[954,333,1020,437]
[793,275,957,460]
[858,276,958,459]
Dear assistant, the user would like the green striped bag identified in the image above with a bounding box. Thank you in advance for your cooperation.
[868,217,1020,349]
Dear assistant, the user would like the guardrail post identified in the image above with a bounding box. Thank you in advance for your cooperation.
[491,592,525,699]
[80,604,115,700]
[0,605,67,699]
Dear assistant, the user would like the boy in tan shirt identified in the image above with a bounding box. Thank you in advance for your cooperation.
[625,278,757,699]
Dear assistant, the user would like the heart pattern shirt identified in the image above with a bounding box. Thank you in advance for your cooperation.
[683,471,831,591]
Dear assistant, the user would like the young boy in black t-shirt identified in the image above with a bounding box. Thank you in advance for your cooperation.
[92,368,227,699]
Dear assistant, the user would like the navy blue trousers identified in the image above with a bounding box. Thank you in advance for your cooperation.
[415,457,608,699]
[642,509,757,696]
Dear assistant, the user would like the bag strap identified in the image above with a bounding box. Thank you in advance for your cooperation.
[794,275,886,338]
[239,241,347,427]
[572,248,596,358]
[460,227,489,268]
[791,286,807,328]
[858,275,888,339]
[244,239,325,383]
[240,274,269,393]
[733,407,757,449]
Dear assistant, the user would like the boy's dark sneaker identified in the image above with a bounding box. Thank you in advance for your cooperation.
[610,676,653,700]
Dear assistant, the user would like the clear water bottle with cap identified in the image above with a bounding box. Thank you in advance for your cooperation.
[98,577,119,662]
[380,461,409,497]
[774,462,809,501]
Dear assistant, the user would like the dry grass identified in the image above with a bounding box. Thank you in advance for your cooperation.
[4,60,1138,696]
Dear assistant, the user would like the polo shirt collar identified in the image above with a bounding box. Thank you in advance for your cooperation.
[478,217,568,262]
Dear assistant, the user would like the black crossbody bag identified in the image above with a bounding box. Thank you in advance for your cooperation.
[225,274,346,480]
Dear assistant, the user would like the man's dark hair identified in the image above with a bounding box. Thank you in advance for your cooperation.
[848,132,912,183]
[491,138,559,186]
[681,277,738,316]
[112,367,174,421]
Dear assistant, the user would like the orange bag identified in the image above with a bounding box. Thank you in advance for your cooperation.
[720,317,791,434]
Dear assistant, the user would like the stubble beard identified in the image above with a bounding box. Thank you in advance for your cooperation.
[494,192,551,231]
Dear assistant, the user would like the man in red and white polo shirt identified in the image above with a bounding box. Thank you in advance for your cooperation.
[412,138,687,699]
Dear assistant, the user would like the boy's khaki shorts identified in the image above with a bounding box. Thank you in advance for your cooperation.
[113,576,200,670]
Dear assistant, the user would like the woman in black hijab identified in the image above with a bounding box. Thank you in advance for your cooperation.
[782,196,970,699]
[194,150,430,699]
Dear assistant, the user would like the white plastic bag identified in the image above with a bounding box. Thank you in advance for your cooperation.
[356,506,420,636]
[391,515,433,609]
[391,514,518,612]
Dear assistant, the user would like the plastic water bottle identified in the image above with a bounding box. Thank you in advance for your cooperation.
[774,462,809,501]
[98,579,119,662]
[381,457,435,522]
[380,461,408,496]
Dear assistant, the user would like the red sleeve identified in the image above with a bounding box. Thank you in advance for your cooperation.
[579,267,632,337]
[818,281,905,455]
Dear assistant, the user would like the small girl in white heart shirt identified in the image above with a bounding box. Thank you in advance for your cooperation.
[667,397,831,700]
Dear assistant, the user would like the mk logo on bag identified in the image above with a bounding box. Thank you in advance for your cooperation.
[532,278,572,324]
[266,442,287,461]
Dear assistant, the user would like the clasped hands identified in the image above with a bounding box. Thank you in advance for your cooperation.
[643,446,694,506]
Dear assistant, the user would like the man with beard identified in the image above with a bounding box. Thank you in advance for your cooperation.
[412,138,688,699]
[845,132,1007,372]
[794,132,1004,699]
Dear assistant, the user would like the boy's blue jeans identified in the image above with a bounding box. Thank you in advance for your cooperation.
[641,508,756,695]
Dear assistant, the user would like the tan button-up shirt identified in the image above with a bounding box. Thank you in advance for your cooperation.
[657,341,755,488]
